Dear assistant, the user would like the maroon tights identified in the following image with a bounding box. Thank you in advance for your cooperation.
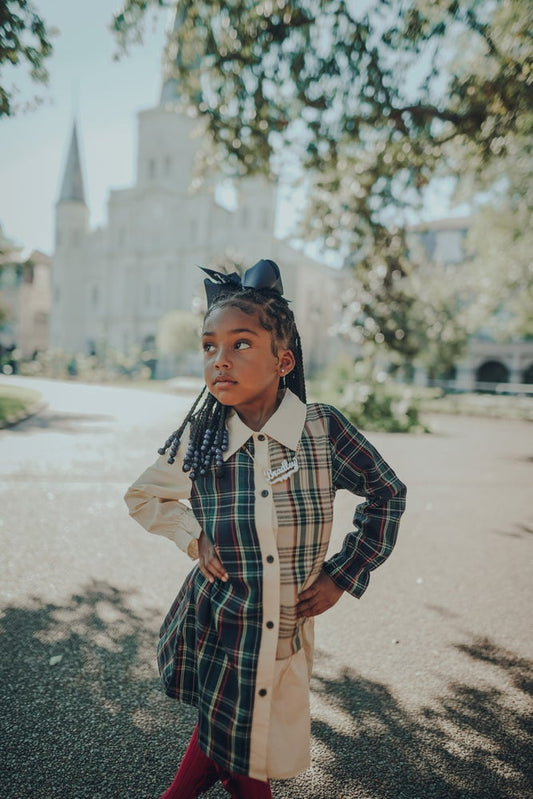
[160,725,273,799]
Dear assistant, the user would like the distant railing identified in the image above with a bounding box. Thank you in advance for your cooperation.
[429,380,533,396]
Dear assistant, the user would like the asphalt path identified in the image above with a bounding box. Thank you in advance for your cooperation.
[1,376,531,799]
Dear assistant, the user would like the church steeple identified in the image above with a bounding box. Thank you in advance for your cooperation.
[159,6,188,105]
[51,119,90,354]
[58,122,86,204]
[160,76,181,105]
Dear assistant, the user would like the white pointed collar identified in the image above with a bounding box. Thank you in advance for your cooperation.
[222,389,307,461]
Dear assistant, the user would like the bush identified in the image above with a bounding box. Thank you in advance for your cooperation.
[0,385,42,425]
[310,355,431,433]
[16,348,153,382]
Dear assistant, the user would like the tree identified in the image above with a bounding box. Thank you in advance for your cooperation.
[156,309,200,355]
[113,0,532,372]
[0,0,55,117]
[463,147,533,343]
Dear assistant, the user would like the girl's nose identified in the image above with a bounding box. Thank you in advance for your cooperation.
[214,347,231,368]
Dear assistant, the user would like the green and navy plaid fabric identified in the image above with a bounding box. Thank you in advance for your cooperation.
[157,402,406,777]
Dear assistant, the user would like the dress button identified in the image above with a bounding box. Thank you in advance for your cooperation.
[258,434,265,441]
[261,489,269,497]
[258,688,267,697]
[266,621,274,629]
[266,555,274,564]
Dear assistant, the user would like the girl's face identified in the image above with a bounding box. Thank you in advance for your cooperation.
[202,304,295,423]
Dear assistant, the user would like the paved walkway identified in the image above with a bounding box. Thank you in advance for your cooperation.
[0,376,531,798]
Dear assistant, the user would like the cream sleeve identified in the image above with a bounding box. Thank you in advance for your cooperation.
[124,430,201,560]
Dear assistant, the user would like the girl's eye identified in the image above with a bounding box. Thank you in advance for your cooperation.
[202,339,250,353]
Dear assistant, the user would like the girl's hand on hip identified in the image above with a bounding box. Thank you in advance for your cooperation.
[198,530,229,583]
[296,569,343,618]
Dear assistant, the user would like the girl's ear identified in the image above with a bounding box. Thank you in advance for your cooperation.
[279,349,296,376]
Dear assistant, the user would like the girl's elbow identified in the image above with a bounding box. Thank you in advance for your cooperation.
[124,486,146,517]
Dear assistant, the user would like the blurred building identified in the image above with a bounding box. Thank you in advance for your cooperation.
[47,7,532,388]
[411,217,533,390]
[0,224,51,359]
[49,96,341,376]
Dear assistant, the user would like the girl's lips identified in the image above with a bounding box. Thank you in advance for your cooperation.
[214,377,237,386]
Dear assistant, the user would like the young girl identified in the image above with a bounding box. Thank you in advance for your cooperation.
[125,259,406,799]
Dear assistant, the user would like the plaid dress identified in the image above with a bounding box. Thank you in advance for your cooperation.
[125,390,406,780]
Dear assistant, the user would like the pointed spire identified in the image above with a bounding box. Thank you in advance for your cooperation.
[160,77,181,105]
[58,122,86,204]
[159,6,188,105]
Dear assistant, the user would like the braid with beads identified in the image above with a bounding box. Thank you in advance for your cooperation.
[158,286,306,480]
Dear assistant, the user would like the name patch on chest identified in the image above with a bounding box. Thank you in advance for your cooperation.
[264,457,299,485]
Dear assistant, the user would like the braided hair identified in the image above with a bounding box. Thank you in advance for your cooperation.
[158,286,306,480]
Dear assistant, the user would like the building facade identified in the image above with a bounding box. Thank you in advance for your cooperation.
[0,224,51,359]
[45,19,533,391]
[411,217,533,390]
[49,97,342,376]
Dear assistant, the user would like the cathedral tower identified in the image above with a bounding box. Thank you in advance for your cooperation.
[50,122,89,352]
[47,14,338,370]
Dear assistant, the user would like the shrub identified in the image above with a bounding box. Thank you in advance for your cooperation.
[17,348,152,382]
[0,385,41,425]
[311,355,431,433]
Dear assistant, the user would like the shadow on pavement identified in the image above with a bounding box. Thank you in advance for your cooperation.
[1,584,531,799]
[290,643,532,799]
[7,411,116,435]
[0,583,202,799]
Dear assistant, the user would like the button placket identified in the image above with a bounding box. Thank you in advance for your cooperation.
[254,433,269,492]
[248,430,279,778]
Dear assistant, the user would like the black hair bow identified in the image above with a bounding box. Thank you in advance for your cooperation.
[200,259,283,308]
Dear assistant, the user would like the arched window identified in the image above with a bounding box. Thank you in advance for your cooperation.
[476,360,509,384]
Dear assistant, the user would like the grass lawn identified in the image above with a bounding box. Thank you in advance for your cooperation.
[420,391,533,422]
[0,384,42,425]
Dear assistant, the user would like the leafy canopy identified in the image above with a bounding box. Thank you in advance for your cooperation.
[113,1,531,195]
[0,0,55,117]
[113,0,532,368]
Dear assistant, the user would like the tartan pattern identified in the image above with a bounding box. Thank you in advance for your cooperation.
[322,406,407,595]
[156,401,406,777]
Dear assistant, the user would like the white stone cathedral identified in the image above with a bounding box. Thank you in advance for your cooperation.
[49,67,342,375]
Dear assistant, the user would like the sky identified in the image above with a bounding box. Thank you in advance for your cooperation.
[0,0,467,257]
[0,0,170,254]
